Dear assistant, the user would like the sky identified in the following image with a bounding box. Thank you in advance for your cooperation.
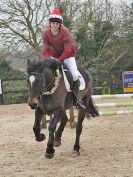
[112,0,132,3]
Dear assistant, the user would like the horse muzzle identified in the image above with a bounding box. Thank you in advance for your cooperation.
[30,103,39,110]
[28,96,39,110]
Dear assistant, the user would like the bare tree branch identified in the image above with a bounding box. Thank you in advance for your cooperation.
[0,0,50,56]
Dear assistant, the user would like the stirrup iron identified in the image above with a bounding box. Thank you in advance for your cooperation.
[76,99,86,110]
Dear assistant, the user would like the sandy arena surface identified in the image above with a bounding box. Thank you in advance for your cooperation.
[0,101,133,177]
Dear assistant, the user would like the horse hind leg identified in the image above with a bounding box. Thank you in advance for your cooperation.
[41,114,47,129]
[73,109,85,157]
[54,112,68,147]
[41,114,53,129]
[69,107,77,129]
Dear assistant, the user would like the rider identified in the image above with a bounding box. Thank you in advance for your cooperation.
[42,9,86,110]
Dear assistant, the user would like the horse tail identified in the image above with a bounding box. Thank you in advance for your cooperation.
[86,97,99,117]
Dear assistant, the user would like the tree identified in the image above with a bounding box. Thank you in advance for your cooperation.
[0,0,50,56]
[0,0,82,57]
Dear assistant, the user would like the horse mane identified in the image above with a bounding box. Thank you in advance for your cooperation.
[27,58,61,73]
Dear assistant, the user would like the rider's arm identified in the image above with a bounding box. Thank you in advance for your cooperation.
[43,31,56,58]
[58,31,72,62]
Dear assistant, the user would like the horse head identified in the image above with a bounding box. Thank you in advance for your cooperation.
[27,59,61,109]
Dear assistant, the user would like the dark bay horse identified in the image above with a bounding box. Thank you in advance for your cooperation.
[27,59,99,159]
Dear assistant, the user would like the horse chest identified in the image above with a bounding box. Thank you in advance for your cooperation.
[40,98,54,114]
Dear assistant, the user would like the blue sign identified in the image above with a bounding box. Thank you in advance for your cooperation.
[123,71,133,93]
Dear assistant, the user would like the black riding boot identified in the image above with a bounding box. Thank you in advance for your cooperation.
[73,80,86,110]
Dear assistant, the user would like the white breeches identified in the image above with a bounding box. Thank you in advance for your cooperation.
[64,57,79,81]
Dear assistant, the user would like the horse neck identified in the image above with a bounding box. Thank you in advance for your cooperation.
[43,68,55,87]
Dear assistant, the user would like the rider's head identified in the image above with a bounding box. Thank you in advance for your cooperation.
[49,9,63,25]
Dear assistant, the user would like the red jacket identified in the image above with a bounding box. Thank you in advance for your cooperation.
[43,25,76,62]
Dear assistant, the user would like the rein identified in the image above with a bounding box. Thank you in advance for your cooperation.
[42,68,61,95]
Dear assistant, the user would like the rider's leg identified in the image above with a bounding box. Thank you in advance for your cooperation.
[64,57,86,110]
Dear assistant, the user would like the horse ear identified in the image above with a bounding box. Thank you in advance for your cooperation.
[27,59,31,67]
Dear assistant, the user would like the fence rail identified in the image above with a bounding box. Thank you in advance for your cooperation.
[96,102,133,107]
[99,110,133,116]
[92,93,133,99]
[0,77,27,105]
[3,89,28,94]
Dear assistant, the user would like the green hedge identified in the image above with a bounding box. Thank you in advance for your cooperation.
[0,59,28,104]
[2,79,28,104]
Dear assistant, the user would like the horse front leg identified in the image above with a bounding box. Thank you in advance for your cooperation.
[54,111,68,147]
[73,109,85,157]
[45,108,63,159]
[33,107,46,142]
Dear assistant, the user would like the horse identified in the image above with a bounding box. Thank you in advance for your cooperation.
[27,58,99,159]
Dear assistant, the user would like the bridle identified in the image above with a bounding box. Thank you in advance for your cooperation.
[29,68,61,97]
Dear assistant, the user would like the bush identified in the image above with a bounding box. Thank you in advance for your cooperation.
[0,59,27,104]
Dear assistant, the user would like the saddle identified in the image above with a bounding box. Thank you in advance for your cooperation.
[61,64,86,92]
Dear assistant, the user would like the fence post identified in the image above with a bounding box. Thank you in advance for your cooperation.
[0,79,4,105]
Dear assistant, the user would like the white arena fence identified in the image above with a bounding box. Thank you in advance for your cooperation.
[92,93,133,99]
[92,93,133,116]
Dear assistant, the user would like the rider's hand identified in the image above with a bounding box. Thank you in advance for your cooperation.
[51,57,61,64]
[51,56,57,60]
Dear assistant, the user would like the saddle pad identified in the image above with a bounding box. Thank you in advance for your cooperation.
[62,67,86,92]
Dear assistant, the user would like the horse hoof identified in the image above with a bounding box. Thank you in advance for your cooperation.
[71,150,80,157]
[70,121,77,129]
[36,133,46,142]
[54,140,61,147]
[45,152,54,159]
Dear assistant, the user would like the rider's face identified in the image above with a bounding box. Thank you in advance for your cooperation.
[50,22,60,33]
